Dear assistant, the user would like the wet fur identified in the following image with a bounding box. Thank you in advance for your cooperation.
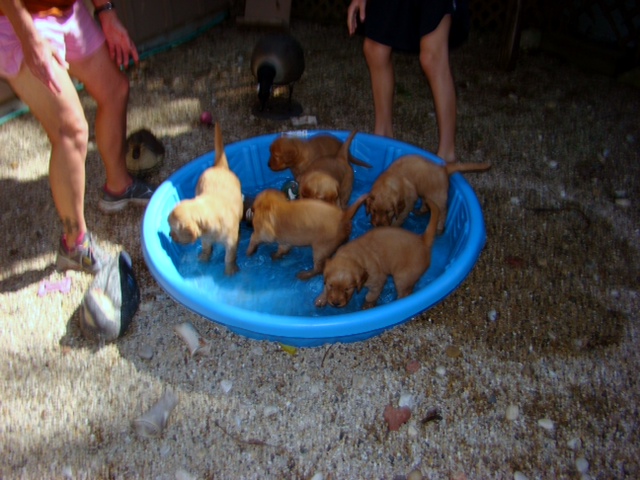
[168,123,243,275]
[246,190,367,280]
[269,132,371,208]
[366,155,491,233]
[316,199,440,310]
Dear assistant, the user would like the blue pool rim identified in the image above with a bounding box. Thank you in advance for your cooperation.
[142,130,486,347]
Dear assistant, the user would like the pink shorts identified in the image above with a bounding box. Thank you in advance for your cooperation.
[0,1,105,78]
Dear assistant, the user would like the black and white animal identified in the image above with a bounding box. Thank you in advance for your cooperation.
[250,34,305,111]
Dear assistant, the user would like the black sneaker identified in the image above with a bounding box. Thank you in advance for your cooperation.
[98,178,154,213]
[55,232,108,274]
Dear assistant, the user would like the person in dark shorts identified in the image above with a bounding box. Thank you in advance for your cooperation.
[347,0,469,164]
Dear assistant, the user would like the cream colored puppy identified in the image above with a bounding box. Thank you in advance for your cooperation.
[168,123,243,275]
[246,190,367,280]
[366,155,491,233]
[316,199,440,310]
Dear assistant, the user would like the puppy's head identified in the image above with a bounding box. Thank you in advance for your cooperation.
[298,171,340,206]
[322,257,368,308]
[268,137,300,171]
[168,202,201,244]
[365,182,404,227]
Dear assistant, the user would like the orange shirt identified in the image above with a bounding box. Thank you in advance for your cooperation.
[0,0,77,17]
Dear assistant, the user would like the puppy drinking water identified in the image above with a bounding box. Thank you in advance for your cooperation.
[316,199,440,310]
[366,155,490,233]
[246,190,367,280]
[168,123,243,275]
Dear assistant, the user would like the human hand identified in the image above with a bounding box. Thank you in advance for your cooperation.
[22,34,67,94]
[347,0,366,36]
[98,13,139,68]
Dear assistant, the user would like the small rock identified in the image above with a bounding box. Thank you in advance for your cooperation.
[175,469,197,480]
[220,380,233,394]
[445,345,462,358]
[576,457,589,474]
[407,469,423,480]
[505,404,519,421]
[487,309,499,322]
[537,418,555,430]
[383,404,412,431]
[309,473,324,480]
[436,366,447,376]
[399,393,414,408]
[138,343,154,360]
[615,198,631,207]
[567,436,582,450]
[263,406,279,417]
[514,472,528,480]
[406,360,421,374]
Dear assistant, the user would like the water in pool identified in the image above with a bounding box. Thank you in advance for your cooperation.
[168,178,453,317]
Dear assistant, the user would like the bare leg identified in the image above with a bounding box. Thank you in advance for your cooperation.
[419,15,457,163]
[363,38,394,137]
[8,60,89,246]
[68,44,133,194]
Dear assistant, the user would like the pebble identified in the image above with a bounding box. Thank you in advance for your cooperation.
[514,472,528,480]
[445,345,462,358]
[175,468,196,480]
[399,393,414,408]
[615,198,631,207]
[505,404,519,421]
[567,436,582,450]
[436,366,447,376]
[220,380,233,394]
[407,470,423,480]
[263,405,279,417]
[309,473,324,480]
[138,343,154,360]
[537,418,555,430]
[576,457,589,473]
[487,309,499,322]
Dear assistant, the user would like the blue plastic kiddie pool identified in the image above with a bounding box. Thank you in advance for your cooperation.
[142,130,486,347]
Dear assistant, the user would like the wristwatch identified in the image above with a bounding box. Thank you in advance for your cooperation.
[94,2,115,16]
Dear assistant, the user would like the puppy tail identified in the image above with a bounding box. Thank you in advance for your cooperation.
[422,198,440,252]
[343,193,368,221]
[213,122,230,170]
[343,130,373,168]
[444,161,491,176]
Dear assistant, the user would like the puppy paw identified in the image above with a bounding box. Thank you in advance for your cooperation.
[314,293,327,308]
[296,270,318,281]
[224,263,239,276]
[362,301,377,310]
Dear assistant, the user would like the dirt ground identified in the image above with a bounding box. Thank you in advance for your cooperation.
[1,15,639,480]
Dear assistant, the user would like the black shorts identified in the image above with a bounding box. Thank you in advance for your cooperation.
[361,0,468,53]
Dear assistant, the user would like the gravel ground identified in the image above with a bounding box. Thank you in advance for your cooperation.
[1,17,639,480]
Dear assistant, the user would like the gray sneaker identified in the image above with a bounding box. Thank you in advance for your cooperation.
[56,232,108,274]
[99,178,154,213]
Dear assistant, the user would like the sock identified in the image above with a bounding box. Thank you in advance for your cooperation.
[63,231,86,251]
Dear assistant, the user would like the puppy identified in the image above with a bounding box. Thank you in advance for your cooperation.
[168,123,243,275]
[246,190,367,280]
[297,130,360,208]
[366,155,490,233]
[316,199,440,310]
[269,131,371,182]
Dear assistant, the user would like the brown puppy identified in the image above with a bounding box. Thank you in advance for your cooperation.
[246,190,367,280]
[316,199,440,310]
[168,123,243,275]
[366,155,490,233]
[297,130,360,208]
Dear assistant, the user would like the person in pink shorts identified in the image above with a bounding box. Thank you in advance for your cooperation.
[0,0,154,273]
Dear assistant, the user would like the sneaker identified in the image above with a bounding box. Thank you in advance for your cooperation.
[56,232,108,274]
[98,178,154,213]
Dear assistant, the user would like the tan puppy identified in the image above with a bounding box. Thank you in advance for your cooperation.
[269,132,371,205]
[297,130,360,208]
[316,199,440,310]
[366,155,490,233]
[168,123,243,275]
[246,190,367,280]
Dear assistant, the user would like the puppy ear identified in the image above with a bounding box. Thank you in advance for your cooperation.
[356,269,368,291]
